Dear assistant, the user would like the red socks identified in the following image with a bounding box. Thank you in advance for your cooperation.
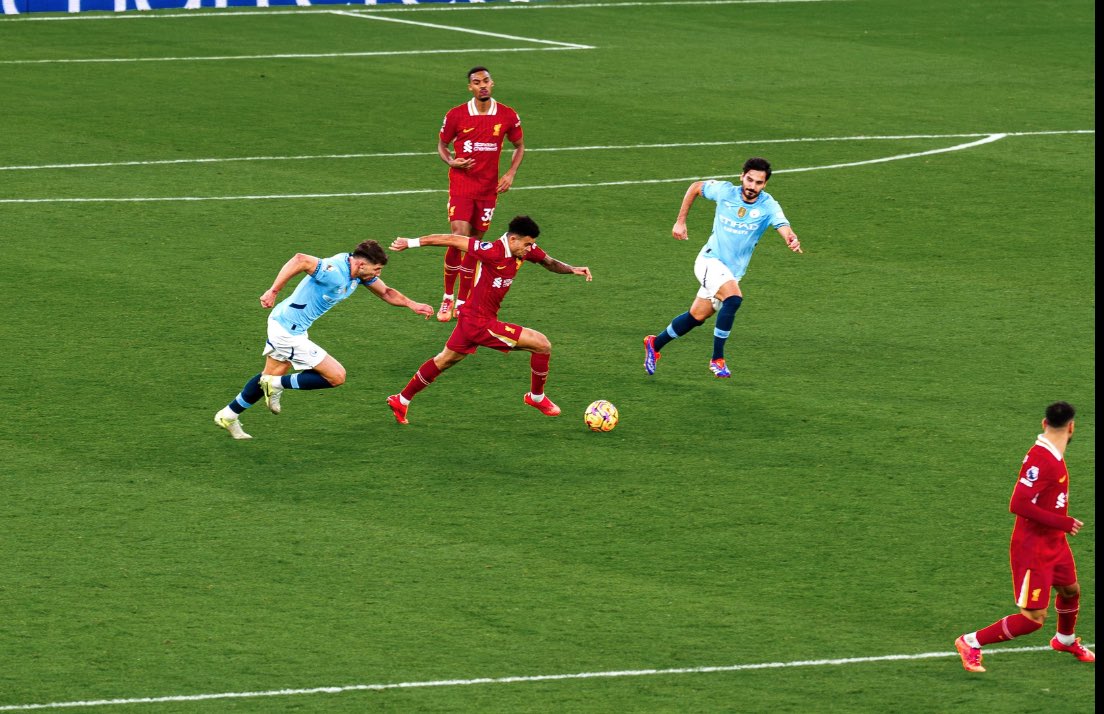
[1056,594,1080,636]
[443,246,462,296]
[456,250,478,303]
[401,359,442,401]
[530,353,550,395]
[975,613,1043,646]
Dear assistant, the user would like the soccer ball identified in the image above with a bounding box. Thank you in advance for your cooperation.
[584,400,619,432]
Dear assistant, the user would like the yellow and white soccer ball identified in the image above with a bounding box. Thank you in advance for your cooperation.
[584,400,619,432]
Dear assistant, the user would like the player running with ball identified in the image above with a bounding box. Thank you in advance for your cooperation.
[386,215,591,424]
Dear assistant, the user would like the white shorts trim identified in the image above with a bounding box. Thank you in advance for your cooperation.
[263,319,328,370]
[694,254,739,304]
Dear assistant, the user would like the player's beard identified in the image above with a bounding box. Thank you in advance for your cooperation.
[743,188,759,201]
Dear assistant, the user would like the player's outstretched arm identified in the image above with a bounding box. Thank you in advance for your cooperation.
[259,253,319,308]
[390,234,471,253]
[778,225,803,254]
[672,180,704,240]
[366,278,434,319]
[539,254,593,281]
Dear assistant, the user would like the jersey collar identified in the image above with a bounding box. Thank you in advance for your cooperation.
[1035,434,1064,461]
[467,98,498,116]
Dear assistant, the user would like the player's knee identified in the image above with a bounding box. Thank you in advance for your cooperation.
[1056,582,1081,598]
[435,350,464,369]
[325,367,347,387]
[532,334,552,354]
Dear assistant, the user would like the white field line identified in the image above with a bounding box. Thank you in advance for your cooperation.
[0,644,1089,712]
[0,6,592,64]
[2,1,843,22]
[331,9,594,49]
[0,131,1088,205]
[0,45,581,65]
[0,129,1091,173]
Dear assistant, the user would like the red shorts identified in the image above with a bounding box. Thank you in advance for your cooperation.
[446,316,524,354]
[447,195,498,233]
[1010,539,1077,610]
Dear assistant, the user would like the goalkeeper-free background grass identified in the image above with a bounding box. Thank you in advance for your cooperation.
[0,0,1094,711]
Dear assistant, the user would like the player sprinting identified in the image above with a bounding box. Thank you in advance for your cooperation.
[643,157,802,378]
[435,66,525,322]
[386,216,591,424]
[214,240,433,439]
[954,402,1095,672]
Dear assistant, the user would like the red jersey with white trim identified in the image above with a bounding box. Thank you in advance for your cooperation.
[459,234,546,322]
[440,98,523,200]
[1009,436,1075,557]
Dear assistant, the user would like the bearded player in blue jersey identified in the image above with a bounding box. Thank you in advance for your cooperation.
[644,157,803,378]
[215,240,433,439]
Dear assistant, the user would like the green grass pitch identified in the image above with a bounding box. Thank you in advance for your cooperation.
[0,0,1094,711]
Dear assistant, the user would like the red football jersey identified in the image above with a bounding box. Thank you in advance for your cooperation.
[1009,436,1075,556]
[440,98,523,200]
[459,234,546,322]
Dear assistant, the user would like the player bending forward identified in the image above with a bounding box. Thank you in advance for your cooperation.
[214,240,433,439]
[954,401,1095,672]
[386,215,591,424]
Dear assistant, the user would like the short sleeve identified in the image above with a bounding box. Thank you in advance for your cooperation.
[700,180,730,203]
[525,245,547,263]
[770,200,790,229]
[313,257,347,289]
[439,110,457,143]
[506,110,523,142]
[467,236,509,263]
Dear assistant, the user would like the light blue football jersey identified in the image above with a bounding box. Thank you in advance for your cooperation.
[270,253,377,335]
[697,180,789,279]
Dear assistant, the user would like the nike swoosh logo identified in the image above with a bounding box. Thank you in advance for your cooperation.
[462,128,475,133]
[1059,475,1067,483]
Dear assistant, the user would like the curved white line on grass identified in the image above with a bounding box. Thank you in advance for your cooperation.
[0,130,1086,172]
[776,133,1007,173]
[0,134,1012,205]
[2,130,1090,173]
[0,644,1086,711]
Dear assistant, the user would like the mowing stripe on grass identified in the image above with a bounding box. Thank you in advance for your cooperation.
[0,46,585,65]
[5,1,843,23]
[0,132,1051,204]
[0,644,1088,711]
[1,130,1090,172]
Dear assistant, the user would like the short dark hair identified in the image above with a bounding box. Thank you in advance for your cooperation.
[743,157,772,180]
[468,66,490,80]
[508,215,540,239]
[1044,401,1076,428]
[352,239,388,265]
